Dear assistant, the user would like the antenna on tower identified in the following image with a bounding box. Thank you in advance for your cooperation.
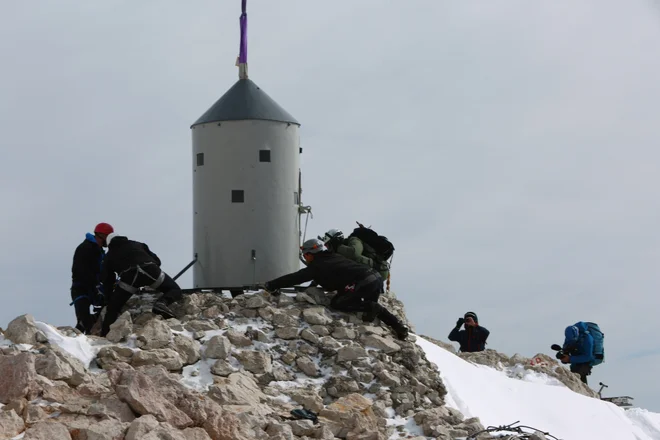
[236,0,248,79]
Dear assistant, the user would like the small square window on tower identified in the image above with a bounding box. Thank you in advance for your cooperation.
[231,190,244,203]
[196,153,204,166]
[259,150,271,162]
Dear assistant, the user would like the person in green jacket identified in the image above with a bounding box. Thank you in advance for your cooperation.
[321,229,390,281]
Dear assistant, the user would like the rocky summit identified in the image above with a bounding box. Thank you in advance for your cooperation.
[0,289,489,440]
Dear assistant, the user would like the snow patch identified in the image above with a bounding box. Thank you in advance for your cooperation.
[35,321,98,368]
[181,358,215,392]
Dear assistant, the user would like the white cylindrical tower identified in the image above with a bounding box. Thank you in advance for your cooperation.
[191,78,302,289]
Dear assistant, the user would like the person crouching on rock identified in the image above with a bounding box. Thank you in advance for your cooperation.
[264,238,409,340]
[99,232,183,336]
[448,311,490,353]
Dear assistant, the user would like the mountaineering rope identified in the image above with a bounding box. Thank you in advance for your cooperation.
[386,253,394,293]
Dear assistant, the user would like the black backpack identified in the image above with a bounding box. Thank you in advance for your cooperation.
[349,224,395,261]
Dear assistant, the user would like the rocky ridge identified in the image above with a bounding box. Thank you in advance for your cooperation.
[0,289,488,440]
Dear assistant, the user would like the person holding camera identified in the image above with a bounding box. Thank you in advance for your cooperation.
[448,311,490,353]
[558,322,595,384]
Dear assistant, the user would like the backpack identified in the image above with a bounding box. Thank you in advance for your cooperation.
[349,225,395,261]
[584,322,605,366]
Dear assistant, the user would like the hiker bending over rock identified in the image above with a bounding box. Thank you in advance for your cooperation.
[264,238,409,340]
[321,228,390,281]
[559,322,600,385]
[70,222,114,334]
[448,311,490,353]
[99,232,182,336]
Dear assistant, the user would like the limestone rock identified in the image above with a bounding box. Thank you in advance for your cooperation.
[286,389,324,413]
[185,320,220,332]
[4,314,45,345]
[319,393,379,439]
[226,329,253,347]
[332,327,357,340]
[66,418,129,440]
[302,308,334,325]
[204,335,231,359]
[106,312,133,343]
[115,369,193,428]
[275,327,299,340]
[35,346,89,386]
[23,421,72,440]
[208,373,267,408]
[245,295,270,309]
[172,334,201,365]
[287,419,316,437]
[296,355,320,377]
[136,319,172,350]
[132,349,183,371]
[337,345,368,362]
[301,328,320,345]
[272,311,299,327]
[96,346,135,369]
[0,352,38,404]
[234,350,272,374]
[125,415,159,440]
[0,409,25,439]
[361,334,401,353]
[211,359,238,377]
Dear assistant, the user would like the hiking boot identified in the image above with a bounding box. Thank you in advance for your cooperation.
[394,325,409,341]
[152,300,176,319]
[362,302,378,323]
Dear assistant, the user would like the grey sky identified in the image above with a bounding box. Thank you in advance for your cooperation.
[2,0,660,411]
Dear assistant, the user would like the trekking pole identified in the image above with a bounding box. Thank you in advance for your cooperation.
[598,382,608,399]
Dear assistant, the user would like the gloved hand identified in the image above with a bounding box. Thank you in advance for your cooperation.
[456,317,465,328]
[263,282,281,297]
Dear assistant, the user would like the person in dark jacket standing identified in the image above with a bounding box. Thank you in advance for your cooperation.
[99,232,183,336]
[264,238,409,340]
[70,222,114,334]
[448,311,490,353]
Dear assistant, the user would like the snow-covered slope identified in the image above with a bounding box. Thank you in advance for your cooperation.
[415,337,660,440]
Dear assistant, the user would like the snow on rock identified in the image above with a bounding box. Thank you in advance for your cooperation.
[0,288,657,440]
[34,321,98,368]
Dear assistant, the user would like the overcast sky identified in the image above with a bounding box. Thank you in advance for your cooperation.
[2,0,660,412]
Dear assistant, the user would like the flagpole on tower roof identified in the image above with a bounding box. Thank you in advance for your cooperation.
[237,0,248,79]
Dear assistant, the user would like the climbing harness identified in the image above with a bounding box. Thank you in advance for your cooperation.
[117,263,165,294]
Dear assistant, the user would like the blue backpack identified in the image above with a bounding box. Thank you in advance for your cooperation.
[585,322,605,366]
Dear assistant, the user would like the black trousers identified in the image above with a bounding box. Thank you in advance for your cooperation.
[71,288,96,334]
[101,264,182,336]
[330,273,402,330]
[571,362,593,385]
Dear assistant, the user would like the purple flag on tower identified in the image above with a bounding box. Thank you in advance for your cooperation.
[239,0,248,64]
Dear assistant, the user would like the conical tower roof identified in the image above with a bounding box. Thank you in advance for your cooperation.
[191,78,299,127]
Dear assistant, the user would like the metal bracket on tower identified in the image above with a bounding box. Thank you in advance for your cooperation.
[172,253,198,282]
[250,249,257,288]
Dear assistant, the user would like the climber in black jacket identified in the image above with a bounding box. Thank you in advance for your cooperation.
[99,232,182,336]
[448,311,490,352]
[264,238,409,340]
[70,222,114,334]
